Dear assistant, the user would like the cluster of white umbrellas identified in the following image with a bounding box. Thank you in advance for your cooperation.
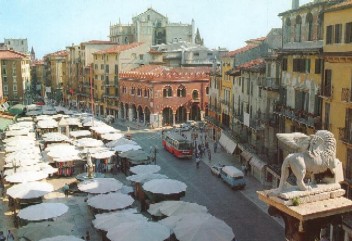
[105,138,142,153]
[77,178,123,194]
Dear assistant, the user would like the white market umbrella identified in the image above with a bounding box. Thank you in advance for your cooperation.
[6,129,30,137]
[78,178,123,194]
[90,125,120,134]
[4,157,42,167]
[37,119,58,129]
[5,170,49,183]
[76,138,104,148]
[8,121,34,130]
[5,139,35,146]
[4,165,43,176]
[5,151,41,164]
[112,144,142,153]
[87,192,134,211]
[91,150,115,160]
[3,135,35,143]
[7,181,54,199]
[107,221,170,241]
[159,201,208,217]
[105,138,137,148]
[39,236,84,241]
[18,222,75,240]
[173,213,235,241]
[130,164,161,175]
[82,118,105,127]
[127,173,169,184]
[5,144,36,153]
[101,133,124,141]
[143,179,187,195]
[69,130,91,139]
[42,132,69,142]
[18,203,68,221]
[93,209,148,232]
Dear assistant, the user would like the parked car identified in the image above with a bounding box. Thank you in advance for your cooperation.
[220,165,246,190]
[210,164,225,177]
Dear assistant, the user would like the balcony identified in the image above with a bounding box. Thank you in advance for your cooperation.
[258,77,279,91]
[339,127,352,145]
[273,105,322,129]
[341,88,352,102]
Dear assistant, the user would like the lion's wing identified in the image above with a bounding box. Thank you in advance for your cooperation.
[276,132,310,152]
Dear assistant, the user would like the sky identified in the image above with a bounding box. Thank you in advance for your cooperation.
[0,0,312,59]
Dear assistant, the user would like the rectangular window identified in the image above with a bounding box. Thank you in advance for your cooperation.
[139,54,144,60]
[324,69,332,97]
[115,65,118,75]
[3,85,8,92]
[13,84,17,91]
[315,59,321,74]
[94,64,98,70]
[324,102,330,130]
[345,22,352,43]
[305,59,311,73]
[334,24,342,43]
[282,59,288,71]
[105,65,109,73]
[326,25,333,44]
[101,64,104,70]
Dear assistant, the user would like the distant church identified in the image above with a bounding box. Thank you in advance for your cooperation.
[109,8,203,45]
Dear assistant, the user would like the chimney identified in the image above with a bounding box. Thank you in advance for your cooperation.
[292,0,299,10]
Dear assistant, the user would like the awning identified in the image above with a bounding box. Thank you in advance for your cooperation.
[240,151,253,162]
[218,131,237,154]
[249,156,266,172]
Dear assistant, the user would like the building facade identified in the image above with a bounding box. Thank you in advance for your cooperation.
[119,65,209,128]
[109,8,199,46]
[0,50,30,104]
[3,38,29,54]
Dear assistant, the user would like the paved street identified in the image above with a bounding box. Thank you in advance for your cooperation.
[129,125,285,241]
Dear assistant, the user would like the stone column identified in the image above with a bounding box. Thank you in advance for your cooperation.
[128,107,133,122]
[186,112,190,121]
[143,112,146,125]
[124,105,127,120]
[137,109,140,123]
[173,112,176,126]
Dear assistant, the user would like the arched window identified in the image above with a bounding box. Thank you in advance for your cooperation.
[295,15,302,42]
[177,85,186,97]
[205,86,209,95]
[122,86,127,94]
[137,88,142,96]
[163,86,172,97]
[306,13,313,41]
[192,90,199,100]
[131,86,135,95]
[285,18,291,43]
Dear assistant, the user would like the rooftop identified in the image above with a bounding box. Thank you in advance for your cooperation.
[94,42,144,54]
[0,50,27,60]
[325,0,352,12]
[226,44,258,57]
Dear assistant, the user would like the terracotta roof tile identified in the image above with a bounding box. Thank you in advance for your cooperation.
[237,58,266,71]
[48,50,68,57]
[95,42,144,54]
[226,44,258,57]
[325,0,352,12]
[0,50,26,59]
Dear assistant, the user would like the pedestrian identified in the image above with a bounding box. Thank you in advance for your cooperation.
[214,141,218,153]
[0,231,5,241]
[207,149,211,162]
[63,183,69,198]
[205,141,209,150]
[85,231,90,241]
[196,154,200,168]
[6,230,14,241]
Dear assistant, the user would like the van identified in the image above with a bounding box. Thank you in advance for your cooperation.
[220,166,246,190]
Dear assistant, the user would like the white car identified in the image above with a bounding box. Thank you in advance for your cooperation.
[210,164,225,177]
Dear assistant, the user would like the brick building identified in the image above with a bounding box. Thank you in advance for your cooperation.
[119,65,210,128]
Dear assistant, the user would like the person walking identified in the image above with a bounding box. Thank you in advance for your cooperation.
[207,149,211,162]
[0,231,5,241]
[63,183,69,198]
[196,154,200,168]
[6,230,14,241]
[214,141,218,153]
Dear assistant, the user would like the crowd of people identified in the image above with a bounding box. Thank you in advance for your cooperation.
[0,230,14,241]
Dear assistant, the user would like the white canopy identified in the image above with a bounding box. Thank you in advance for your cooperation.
[39,236,85,241]
[87,192,134,211]
[127,173,169,184]
[93,209,147,232]
[90,125,120,134]
[106,221,170,241]
[158,201,208,217]
[5,129,31,137]
[69,130,91,139]
[101,133,124,141]
[37,119,58,129]
[18,222,75,241]
[18,203,68,221]
[130,165,161,175]
[143,179,187,195]
[77,178,123,194]
[75,138,104,148]
[111,144,142,153]
[42,132,69,142]
[7,181,54,199]
[105,138,137,148]
[3,135,35,143]
[172,213,235,241]
[90,150,115,160]
[5,170,49,183]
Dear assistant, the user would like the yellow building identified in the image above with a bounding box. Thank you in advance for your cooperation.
[323,1,352,201]
[30,60,45,100]
[92,42,150,117]
[43,50,68,103]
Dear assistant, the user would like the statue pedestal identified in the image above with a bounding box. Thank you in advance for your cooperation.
[258,190,352,241]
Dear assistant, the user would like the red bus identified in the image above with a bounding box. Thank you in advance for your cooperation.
[162,131,193,158]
